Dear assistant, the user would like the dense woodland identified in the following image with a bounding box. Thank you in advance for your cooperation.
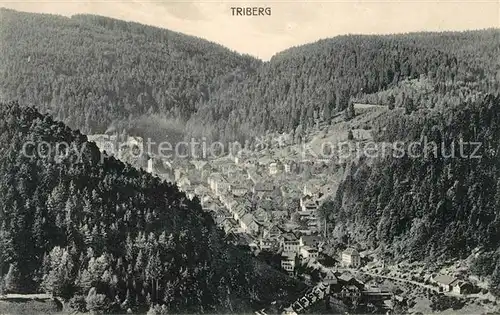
[320,94,500,294]
[2,7,500,304]
[0,102,303,313]
[0,8,259,143]
[188,31,499,143]
[2,9,499,145]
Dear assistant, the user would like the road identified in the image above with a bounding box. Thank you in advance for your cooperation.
[346,268,439,292]
[0,293,52,300]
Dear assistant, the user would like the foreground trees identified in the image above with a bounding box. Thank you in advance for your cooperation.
[0,102,302,313]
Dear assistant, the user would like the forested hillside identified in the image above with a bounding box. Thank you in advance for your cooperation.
[186,31,499,143]
[0,102,303,313]
[320,93,500,266]
[2,8,499,146]
[0,8,259,142]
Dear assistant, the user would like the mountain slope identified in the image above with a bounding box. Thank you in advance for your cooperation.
[320,94,500,263]
[0,101,303,313]
[2,8,499,147]
[186,31,499,143]
[0,8,259,141]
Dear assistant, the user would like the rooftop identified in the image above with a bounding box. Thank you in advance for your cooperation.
[343,248,360,256]
[283,232,299,242]
[241,213,257,226]
[338,272,355,283]
[302,235,321,246]
[282,252,297,259]
[434,274,458,285]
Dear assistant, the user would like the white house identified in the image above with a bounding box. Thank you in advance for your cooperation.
[281,233,303,253]
[240,213,259,234]
[341,248,361,267]
[231,185,247,197]
[323,269,338,284]
[433,275,458,292]
[269,162,279,175]
[451,280,473,295]
[300,246,319,259]
[281,252,296,274]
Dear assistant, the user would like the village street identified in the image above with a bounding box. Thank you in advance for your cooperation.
[346,268,439,292]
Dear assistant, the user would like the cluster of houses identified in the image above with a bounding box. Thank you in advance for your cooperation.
[163,151,344,279]
[230,150,295,174]
[87,133,148,161]
[282,282,331,315]
[278,225,362,275]
[195,157,329,241]
[279,271,393,315]
[432,274,474,295]
[167,153,355,280]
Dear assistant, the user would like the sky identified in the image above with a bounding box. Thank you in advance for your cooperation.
[1,0,499,60]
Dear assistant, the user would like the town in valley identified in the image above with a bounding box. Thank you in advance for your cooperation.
[86,102,499,315]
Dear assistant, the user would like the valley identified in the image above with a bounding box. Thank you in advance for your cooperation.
[0,6,499,315]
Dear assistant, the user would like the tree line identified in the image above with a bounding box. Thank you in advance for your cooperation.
[319,94,500,296]
[0,101,303,313]
[2,9,499,147]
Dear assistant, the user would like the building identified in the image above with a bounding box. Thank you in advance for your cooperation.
[174,169,185,181]
[300,195,313,209]
[282,307,298,315]
[337,285,362,299]
[281,252,296,274]
[301,235,322,250]
[298,228,313,235]
[222,218,238,234]
[259,237,275,250]
[207,172,220,189]
[184,188,195,200]
[212,211,226,226]
[298,210,317,221]
[451,280,473,295]
[336,273,364,294]
[253,183,275,194]
[219,195,236,211]
[341,248,361,267]
[313,282,330,298]
[269,162,279,175]
[231,185,247,197]
[190,160,209,171]
[303,181,324,197]
[433,275,459,292]
[232,205,246,221]
[146,158,154,173]
[300,246,319,259]
[300,195,320,212]
[247,169,261,184]
[264,224,283,239]
[126,135,143,147]
[299,297,310,308]
[240,213,259,234]
[271,210,288,221]
[253,208,270,225]
[177,176,191,189]
[283,162,291,173]
[281,233,303,253]
[228,152,238,164]
[216,181,231,196]
[323,269,339,285]
[207,173,230,196]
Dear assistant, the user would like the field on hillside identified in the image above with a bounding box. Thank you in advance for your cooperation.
[0,298,62,315]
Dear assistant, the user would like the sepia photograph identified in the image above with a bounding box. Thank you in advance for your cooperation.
[0,0,499,314]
